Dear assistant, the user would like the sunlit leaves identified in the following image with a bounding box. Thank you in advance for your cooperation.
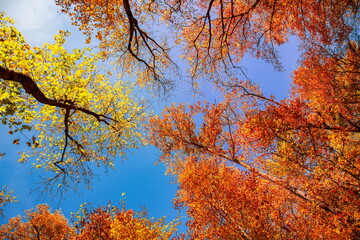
[1,0,360,237]
[0,186,16,217]
[73,203,178,239]
[58,0,359,86]
[148,43,360,237]
[0,203,178,239]
[0,204,73,240]
[110,210,176,239]
[56,0,177,91]
[0,13,145,192]
[170,0,358,82]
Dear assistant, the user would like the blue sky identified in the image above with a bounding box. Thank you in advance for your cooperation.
[0,0,299,234]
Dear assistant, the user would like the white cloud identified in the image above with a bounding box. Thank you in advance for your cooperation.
[1,0,69,46]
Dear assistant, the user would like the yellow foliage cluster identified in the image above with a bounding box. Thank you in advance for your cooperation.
[0,12,145,189]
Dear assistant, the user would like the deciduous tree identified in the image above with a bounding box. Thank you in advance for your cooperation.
[0,203,178,239]
[56,0,359,83]
[0,204,73,240]
[73,203,178,239]
[57,0,178,91]
[1,0,360,237]
[0,13,145,194]
[148,42,360,238]
[0,186,16,217]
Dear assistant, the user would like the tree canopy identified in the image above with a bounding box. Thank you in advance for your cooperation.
[56,0,359,82]
[1,0,360,238]
[0,13,145,195]
[0,203,177,239]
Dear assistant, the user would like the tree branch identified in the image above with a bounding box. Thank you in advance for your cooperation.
[0,66,115,124]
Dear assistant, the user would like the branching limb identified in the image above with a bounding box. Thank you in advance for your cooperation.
[0,66,118,189]
[0,66,115,124]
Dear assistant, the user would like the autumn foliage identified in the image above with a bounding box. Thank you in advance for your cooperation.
[0,13,145,194]
[0,204,177,240]
[0,204,73,240]
[0,0,360,238]
[148,42,360,238]
[72,203,177,239]
[56,0,359,81]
